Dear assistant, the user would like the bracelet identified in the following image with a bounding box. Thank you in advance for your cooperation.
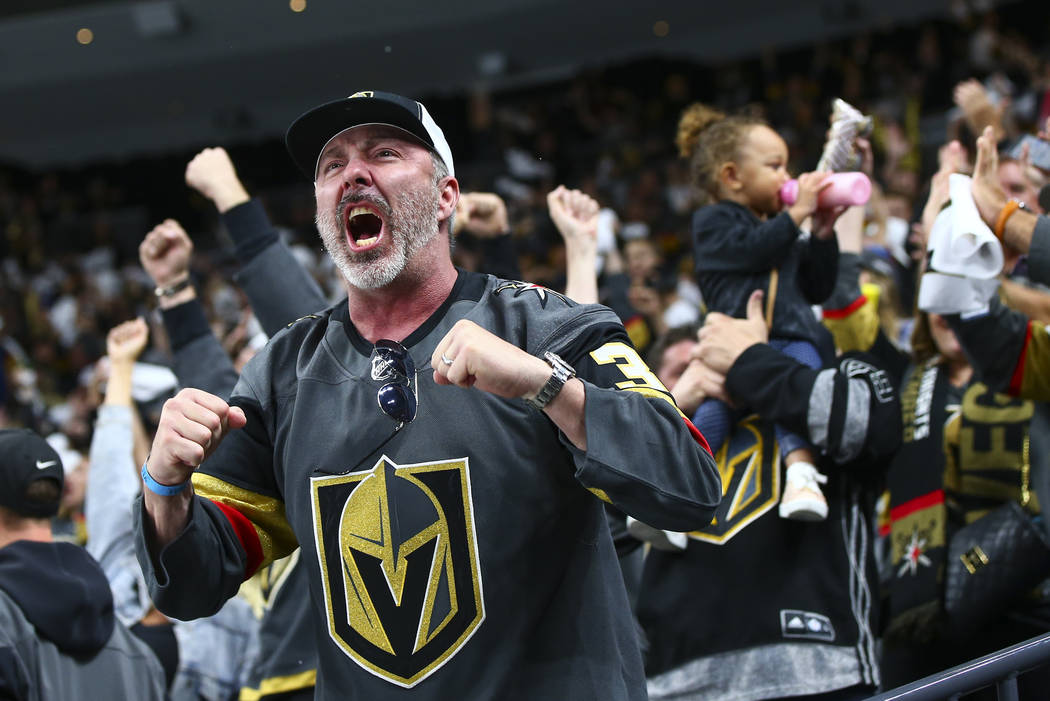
[155,276,192,298]
[141,461,191,496]
[993,199,1026,242]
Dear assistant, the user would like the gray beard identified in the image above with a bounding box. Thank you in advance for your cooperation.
[315,183,440,290]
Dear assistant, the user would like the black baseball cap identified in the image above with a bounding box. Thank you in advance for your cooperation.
[0,428,65,518]
[285,90,455,181]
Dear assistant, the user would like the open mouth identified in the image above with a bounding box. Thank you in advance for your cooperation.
[345,206,384,249]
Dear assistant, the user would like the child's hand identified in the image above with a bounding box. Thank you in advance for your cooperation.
[811,205,850,240]
[787,172,830,225]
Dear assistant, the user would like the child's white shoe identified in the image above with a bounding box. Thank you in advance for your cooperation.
[626,516,688,551]
[779,462,828,521]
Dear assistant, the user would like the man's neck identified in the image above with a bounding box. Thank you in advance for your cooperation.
[0,520,52,550]
[346,256,458,343]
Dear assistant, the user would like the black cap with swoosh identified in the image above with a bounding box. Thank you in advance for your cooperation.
[0,428,64,518]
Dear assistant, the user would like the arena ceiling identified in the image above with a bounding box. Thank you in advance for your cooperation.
[0,0,965,170]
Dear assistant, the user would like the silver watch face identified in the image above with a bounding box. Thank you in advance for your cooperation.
[527,353,575,410]
[543,352,576,381]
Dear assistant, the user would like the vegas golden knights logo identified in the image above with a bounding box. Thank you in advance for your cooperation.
[691,415,781,545]
[310,456,484,687]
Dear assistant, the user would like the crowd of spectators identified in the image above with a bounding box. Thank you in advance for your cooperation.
[2,3,1048,440]
[3,0,1050,697]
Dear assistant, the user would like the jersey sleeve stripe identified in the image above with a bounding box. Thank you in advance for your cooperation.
[210,500,265,579]
[682,415,712,455]
[1008,320,1033,396]
[192,473,297,576]
[587,487,614,504]
[239,669,318,700]
[822,293,868,319]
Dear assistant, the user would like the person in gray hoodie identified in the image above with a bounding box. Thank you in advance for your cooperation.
[0,427,166,701]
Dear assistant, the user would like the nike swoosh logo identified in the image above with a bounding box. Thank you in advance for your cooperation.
[35,460,57,470]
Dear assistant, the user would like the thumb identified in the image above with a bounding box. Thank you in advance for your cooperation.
[746,289,765,323]
[226,406,247,431]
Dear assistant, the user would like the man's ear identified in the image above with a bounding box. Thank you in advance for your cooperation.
[719,162,743,192]
[438,176,460,227]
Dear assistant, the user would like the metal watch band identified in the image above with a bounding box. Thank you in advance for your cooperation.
[524,351,576,411]
[155,276,192,298]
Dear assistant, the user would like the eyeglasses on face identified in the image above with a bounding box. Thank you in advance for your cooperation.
[370,339,417,426]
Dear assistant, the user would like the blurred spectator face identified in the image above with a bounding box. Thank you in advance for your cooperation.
[657,338,696,389]
[734,125,791,218]
[625,239,661,283]
[928,313,966,363]
[884,193,913,220]
[998,159,1042,213]
[59,456,87,516]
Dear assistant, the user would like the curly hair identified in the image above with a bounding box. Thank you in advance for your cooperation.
[676,103,766,205]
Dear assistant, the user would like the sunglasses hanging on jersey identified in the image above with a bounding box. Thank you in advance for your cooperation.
[371,339,417,426]
[313,339,422,478]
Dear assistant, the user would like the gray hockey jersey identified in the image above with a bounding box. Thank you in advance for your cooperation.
[135,270,720,700]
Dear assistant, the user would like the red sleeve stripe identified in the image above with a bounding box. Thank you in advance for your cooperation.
[211,500,264,579]
[1008,321,1033,397]
[683,416,713,455]
[822,294,867,320]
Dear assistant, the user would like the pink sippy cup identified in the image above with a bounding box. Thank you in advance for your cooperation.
[780,172,871,208]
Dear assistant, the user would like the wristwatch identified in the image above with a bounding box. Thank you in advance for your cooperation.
[155,276,193,298]
[524,351,576,411]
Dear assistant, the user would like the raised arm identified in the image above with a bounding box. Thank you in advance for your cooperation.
[431,314,721,532]
[86,319,152,573]
[140,219,240,398]
[453,191,521,281]
[547,185,600,304]
[954,79,1006,142]
[186,147,328,336]
[971,126,1050,284]
[947,296,1050,401]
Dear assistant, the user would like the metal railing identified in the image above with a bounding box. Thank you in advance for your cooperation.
[867,632,1050,700]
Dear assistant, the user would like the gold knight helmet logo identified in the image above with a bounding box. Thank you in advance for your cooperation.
[311,456,484,687]
[691,415,781,545]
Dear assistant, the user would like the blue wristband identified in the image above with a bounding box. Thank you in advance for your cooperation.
[141,461,191,496]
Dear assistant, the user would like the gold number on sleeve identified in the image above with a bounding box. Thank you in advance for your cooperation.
[589,341,673,401]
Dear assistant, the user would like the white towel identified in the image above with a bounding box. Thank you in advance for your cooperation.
[927,174,1003,279]
[918,176,1004,315]
[917,272,998,315]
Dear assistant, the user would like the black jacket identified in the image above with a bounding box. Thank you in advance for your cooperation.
[692,201,838,354]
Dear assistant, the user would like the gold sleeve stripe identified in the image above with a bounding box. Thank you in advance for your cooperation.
[587,487,613,504]
[822,284,880,354]
[192,473,298,568]
[239,669,317,700]
[1020,321,1050,400]
[620,385,686,418]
